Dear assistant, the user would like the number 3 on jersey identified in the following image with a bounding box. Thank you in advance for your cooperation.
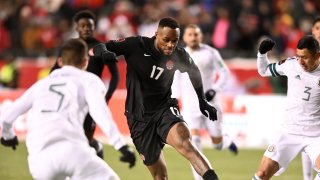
[150,65,164,80]
[302,86,311,101]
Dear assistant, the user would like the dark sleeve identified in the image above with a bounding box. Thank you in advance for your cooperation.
[105,61,119,102]
[187,63,206,100]
[104,37,136,57]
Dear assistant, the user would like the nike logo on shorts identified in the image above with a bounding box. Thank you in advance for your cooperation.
[144,53,151,56]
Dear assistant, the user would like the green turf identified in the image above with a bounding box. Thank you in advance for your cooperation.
[0,142,307,180]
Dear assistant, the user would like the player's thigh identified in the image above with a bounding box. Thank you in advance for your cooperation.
[127,117,165,166]
[146,152,167,177]
[304,136,320,170]
[71,145,119,180]
[28,144,69,180]
[257,156,280,177]
[264,131,304,175]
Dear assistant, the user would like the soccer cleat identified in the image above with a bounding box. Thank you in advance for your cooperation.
[228,142,238,155]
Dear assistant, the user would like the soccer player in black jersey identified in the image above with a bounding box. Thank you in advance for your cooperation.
[93,17,219,180]
[50,10,136,168]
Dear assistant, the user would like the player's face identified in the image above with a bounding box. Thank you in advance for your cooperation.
[312,21,320,43]
[76,18,95,40]
[155,27,180,56]
[183,27,202,50]
[296,48,320,72]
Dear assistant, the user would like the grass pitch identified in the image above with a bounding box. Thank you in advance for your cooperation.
[0,142,305,180]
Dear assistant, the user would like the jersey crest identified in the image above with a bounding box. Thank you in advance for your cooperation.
[166,60,174,70]
[115,38,125,42]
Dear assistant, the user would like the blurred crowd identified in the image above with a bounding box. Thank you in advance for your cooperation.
[0,0,320,59]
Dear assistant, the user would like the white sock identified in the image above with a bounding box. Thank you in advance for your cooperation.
[212,134,232,150]
[252,174,262,180]
[301,152,313,180]
[221,134,232,149]
[191,136,202,180]
[314,171,320,180]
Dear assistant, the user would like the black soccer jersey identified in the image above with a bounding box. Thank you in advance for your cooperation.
[105,36,202,120]
[51,37,119,101]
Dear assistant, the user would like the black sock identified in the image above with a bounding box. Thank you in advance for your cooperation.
[202,169,219,180]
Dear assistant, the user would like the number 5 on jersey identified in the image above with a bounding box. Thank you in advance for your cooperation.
[41,83,66,112]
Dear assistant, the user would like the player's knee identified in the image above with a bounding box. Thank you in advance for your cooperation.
[168,123,192,148]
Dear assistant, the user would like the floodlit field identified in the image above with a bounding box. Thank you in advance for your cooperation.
[0,142,305,180]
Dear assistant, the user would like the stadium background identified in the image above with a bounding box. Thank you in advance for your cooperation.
[0,0,320,179]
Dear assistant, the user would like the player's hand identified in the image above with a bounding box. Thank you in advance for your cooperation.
[258,38,275,54]
[205,89,216,101]
[199,99,217,121]
[1,136,18,150]
[119,145,136,168]
[90,43,117,63]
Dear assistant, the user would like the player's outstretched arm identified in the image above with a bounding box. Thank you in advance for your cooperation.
[257,38,275,77]
[85,77,136,168]
[187,64,217,121]
[0,84,35,150]
[105,62,120,104]
[90,43,117,63]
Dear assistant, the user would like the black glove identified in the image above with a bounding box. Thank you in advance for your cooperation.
[92,43,117,63]
[119,145,136,168]
[259,38,275,54]
[205,89,216,101]
[1,136,18,150]
[199,99,217,121]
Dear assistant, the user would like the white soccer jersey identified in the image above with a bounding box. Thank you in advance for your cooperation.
[0,66,126,155]
[172,44,230,114]
[257,53,320,136]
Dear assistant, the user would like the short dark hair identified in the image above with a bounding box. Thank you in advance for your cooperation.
[61,38,87,67]
[297,35,320,55]
[73,10,96,23]
[313,17,320,26]
[158,17,180,29]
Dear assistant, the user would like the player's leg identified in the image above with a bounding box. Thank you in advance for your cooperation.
[146,152,168,180]
[166,122,218,180]
[190,129,203,180]
[253,132,304,179]
[205,106,238,155]
[84,113,104,158]
[301,151,313,180]
[126,115,170,179]
[303,137,320,180]
[253,156,280,179]
[71,144,119,180]
[28,149,67,180]
[183,111,204,180]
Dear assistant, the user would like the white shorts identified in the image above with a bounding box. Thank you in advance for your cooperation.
[182,103,223,137]
[264,130,320,176]
[28,141,119,180]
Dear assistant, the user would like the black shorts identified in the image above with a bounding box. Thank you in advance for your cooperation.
[127,105,184,166]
